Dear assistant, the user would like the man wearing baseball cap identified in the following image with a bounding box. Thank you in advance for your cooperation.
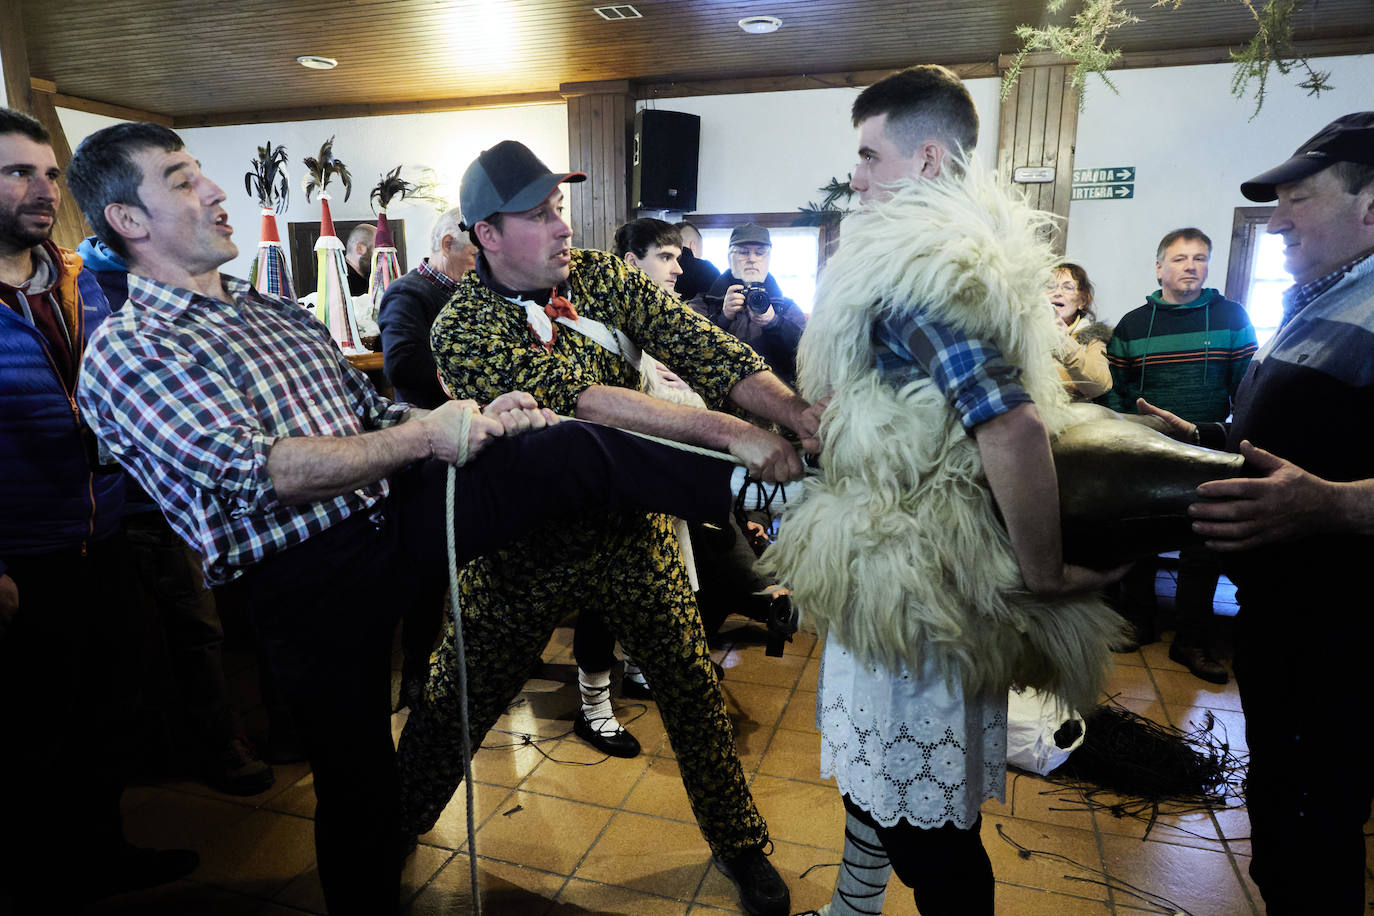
[395,140,811,914]
[1142,111,1374,914]
[690,223,807,388]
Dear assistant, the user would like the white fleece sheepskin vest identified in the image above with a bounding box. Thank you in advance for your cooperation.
[762,163,1120,713]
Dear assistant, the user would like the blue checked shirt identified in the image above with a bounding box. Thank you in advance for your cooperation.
[78,274,410,586]
[872,309,1031,430]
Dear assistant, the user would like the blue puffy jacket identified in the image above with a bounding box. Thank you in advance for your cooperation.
[75,236,130,311]
[0,242,123,574]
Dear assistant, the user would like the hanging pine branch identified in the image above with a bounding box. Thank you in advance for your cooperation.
[244,141,289,213]
[1005,0,1334,118]
[1001,0,1139,107]
[302,136,353,203]
[1171,0,1333,119]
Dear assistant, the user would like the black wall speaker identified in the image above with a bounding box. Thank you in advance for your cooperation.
[632,109,700,211]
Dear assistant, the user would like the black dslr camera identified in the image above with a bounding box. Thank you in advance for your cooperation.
[742,282,773,315]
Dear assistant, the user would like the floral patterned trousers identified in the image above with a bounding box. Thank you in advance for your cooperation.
[395,508,769,858]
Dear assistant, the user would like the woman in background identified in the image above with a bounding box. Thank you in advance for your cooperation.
[1048,263,1113,401]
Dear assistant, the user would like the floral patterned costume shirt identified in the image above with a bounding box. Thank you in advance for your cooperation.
[429,248,765,412]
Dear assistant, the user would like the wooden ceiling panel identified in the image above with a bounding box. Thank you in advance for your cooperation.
[20,0,1374,123]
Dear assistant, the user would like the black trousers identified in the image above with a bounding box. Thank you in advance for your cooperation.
[216,421,732,915]
[0,535,142,913]
[1235,587,1373,915]
[1119,547,1220,647]
[124,510,239,753]
[842,795,994,916]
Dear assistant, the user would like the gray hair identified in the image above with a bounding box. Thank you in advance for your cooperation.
[430,206,466,255]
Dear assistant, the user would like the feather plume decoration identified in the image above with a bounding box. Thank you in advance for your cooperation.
[302,136,353,202]
[369,166,415,213]
[244,141,290,213]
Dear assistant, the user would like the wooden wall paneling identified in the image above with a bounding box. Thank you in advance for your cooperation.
[562,81,632,253]
[997,63,1079,256]
[1044,66,1066,215]
[1012,71,1033,194]
[1050,71,1080,253]
[584,94,601,248]
[1025,66,1050,210]
[611,92,628,242]
[1000,76,1022,184]
[0,0,31,111]
[566,94,586,246]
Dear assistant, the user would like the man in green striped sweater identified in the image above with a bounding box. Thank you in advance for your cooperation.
[1101,227,1258,682]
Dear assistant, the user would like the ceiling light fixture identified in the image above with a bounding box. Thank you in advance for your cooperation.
[738,15,781,34]
[296,55,338,70]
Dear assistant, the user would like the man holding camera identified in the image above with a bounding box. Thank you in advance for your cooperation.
[690,224,805,388]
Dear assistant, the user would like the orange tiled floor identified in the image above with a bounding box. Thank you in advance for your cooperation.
[84,571,1373,915]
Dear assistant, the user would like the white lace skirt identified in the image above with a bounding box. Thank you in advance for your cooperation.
[817,636,1008,829]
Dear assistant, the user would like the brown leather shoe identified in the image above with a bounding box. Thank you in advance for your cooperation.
[1169,643,1229,685]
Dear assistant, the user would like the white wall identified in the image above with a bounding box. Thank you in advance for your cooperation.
[638,77,1003,216]
[57,108,128,147]
[1068,54,1374,324]
[60,104,569,281]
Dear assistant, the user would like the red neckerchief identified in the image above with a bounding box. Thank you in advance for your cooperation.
[530,290,579,353]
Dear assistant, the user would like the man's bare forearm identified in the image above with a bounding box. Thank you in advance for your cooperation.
[728,370,810,432]
[974,403,1064,592]
[574,384,753,450]
[267,420,432,505]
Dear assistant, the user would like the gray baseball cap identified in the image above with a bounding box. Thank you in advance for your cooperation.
[458,140,586,228]
[728,224,771,247]
[1240,111,1374,202]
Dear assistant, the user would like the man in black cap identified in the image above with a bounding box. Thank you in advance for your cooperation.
[395,139,811,915]
[1142,111,1374,915]
[66,121,750,916]
[690,223,806,388]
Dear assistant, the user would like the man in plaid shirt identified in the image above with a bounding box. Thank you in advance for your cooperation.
[67,122,738,916]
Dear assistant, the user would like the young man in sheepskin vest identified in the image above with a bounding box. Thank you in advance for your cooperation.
[762,66,1126,916]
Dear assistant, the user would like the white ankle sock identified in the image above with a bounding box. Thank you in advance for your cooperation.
[577,668,622,736]
[624,659,647,686]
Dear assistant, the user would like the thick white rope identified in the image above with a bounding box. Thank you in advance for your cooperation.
[554,414,746,465]
[444,407,480,914]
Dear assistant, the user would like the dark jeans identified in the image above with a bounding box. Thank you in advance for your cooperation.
[1236,591,1373,915]
[842,795,993,916]
[0,535,142,912]
[124,510,239,753]
[216,422,733,915]
[1120,547,1220,648]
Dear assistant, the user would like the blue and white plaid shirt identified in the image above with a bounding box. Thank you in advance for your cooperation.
[872,309,1031,430]
[78,273,410,585]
